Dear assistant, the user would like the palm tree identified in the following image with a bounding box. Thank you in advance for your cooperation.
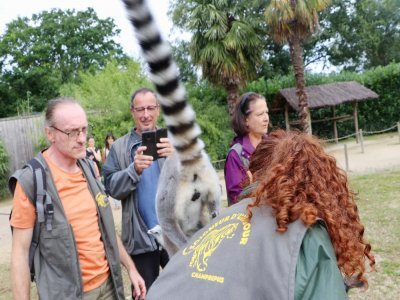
[170,0,265,115]
[265,0,331,133]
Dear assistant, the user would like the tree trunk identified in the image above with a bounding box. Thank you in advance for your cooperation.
[289,34,312,134]
[226,82,239,116]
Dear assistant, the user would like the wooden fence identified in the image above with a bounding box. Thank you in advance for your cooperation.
[0,114,44,174]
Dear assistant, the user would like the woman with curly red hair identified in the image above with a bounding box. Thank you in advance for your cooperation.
[247,129,375,293]
[145,129,375,300]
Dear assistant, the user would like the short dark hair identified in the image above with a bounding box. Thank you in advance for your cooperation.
[130,88,156,109]
[45,97,81,127]
[231,92,266,137]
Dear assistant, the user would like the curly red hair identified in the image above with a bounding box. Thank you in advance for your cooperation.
[246,129,375,286]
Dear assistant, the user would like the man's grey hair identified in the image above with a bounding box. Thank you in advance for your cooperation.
[45,97,82,127]
[130,88,157,109]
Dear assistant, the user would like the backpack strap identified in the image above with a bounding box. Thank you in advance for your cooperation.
[9,156,54,282]
[230,143,250,170]
[27,157,55,282]
[28,158,54,231]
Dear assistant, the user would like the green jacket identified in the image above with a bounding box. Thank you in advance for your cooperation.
[146,198,347,300]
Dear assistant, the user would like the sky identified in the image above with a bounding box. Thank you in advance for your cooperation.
[0,0,173,58]
[0,0,334,73]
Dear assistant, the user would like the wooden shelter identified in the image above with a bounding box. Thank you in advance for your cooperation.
[272,81,379,141]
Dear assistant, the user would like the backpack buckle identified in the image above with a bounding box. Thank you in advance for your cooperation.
[46,203,54,215]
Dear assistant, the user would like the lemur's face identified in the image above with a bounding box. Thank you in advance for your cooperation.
[131,91,160,134]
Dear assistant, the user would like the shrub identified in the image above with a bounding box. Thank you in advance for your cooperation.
[190,96,233,161]
[186,82,233,161]
[60,58,151,149]
[35,135,50,153]
[0,140,10,198]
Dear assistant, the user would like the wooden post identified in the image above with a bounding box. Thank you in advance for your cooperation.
[344,144,349,172]
[332,106,338,143]
[359,129,364,153]
[398,122,400,143]
[284,103,290,130]
[353,102,359,143]
[306,106,312,135]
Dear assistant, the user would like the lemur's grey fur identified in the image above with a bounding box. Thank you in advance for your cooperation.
[121,0,221,256]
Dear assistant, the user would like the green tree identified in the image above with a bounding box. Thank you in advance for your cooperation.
[259,42,292,79]
[300,0,400,72]
[61,59,149,116]
[171,40,199,84]
[327,0,400,70]
[264,0,331,133]
[0,8,127,117]
[60,58,151,140]
[170,0,265,115]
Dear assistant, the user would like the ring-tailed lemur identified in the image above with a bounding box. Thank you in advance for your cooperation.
[121,0,221,256]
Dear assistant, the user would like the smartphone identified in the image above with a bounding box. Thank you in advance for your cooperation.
[142,130,158,159]
[156,128,168,142]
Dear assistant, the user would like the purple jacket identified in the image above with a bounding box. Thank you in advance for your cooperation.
[224,135,255,206]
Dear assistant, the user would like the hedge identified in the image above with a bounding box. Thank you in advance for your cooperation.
[246,63,400,138]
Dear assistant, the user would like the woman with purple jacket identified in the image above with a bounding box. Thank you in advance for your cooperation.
[224,92,269,206]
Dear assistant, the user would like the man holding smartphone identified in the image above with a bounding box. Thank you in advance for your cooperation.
[103,88,174,295]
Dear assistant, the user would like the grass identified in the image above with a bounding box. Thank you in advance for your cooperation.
[0,196,11,208]
[348,170,400,299]
[1,170,399,299]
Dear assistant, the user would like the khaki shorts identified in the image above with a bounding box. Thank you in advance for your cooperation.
[83,276,116,300]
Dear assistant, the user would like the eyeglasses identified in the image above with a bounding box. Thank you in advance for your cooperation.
[51,125,88,139]
[132,105,159,113]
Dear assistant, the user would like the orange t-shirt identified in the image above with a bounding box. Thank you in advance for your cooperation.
[10,152,110,292]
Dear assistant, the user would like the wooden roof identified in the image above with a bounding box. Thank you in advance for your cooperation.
[273,81,379,112]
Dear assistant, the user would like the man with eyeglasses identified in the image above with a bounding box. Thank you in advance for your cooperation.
[103,88,174,294]
[9,97,146,300]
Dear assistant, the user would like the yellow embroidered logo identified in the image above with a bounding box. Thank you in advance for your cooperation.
[182,212,251,284]
[95,193,109,207]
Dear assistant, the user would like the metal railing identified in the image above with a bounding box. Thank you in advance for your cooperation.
[323,122,400,143]
[325,121,400,171]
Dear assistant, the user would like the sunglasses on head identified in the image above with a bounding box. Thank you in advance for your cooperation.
[239,92,256,114]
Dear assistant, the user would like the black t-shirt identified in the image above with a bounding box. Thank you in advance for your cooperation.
[86,148,101,172]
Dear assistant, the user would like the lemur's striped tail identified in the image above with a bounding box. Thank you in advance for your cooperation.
[122,0,221,256]
[122,0,203,164]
